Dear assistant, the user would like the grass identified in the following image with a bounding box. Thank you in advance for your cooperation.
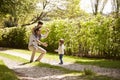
[0,60,19,80]
[0,52,80,74]
[0,52,84,79]
[0,52,28,62]
[0,51,119,80]
[80,75,119,80]
[12,49,120,69]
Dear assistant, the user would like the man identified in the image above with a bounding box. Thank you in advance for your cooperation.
[32,21,43,34]
[28,22,50,63]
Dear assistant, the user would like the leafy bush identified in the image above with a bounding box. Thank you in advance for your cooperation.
[4,16,18,27]
[0,16,119,59]
[44,19,79,55]
[45,16,120,59]
[78,15,120,58]
[0,27,28,49]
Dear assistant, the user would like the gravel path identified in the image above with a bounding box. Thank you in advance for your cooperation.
[0,56,81,80]
[0,49,120,79]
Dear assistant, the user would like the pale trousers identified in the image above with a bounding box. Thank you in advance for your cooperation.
[28,45,46,61]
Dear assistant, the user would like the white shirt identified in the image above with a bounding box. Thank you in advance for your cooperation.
[58,44,65,54]
[28,34,45,47]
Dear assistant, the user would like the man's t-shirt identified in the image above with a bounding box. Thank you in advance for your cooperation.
[28,34,45,47]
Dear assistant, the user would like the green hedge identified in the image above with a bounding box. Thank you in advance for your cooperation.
[0,16,120,59]
[0,27,28,49]
[79,16,120,58]
[44,19,79,55]
[44,16,120,58]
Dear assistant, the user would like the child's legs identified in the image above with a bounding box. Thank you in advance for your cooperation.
[28,46,36,61]
[36,46,46,61]
[59,54,63,64]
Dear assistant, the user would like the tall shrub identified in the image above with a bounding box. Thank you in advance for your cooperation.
[0,27,28,49]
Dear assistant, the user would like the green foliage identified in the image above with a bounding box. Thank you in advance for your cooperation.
[0,0,37,17]
[65,0,82,18]
[0,27,28,49]
[112,17,120,57]
[4,16,18,27]
[0,0,38,26]
[78,15,120,58]
[45,15,120,58]
[0,15,120,59]
[11,49,120,69]
[44,19,79,55]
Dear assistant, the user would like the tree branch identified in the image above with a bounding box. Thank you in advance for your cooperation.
[21,1,49,27]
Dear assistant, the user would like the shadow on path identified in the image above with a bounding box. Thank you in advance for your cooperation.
[19,62,31,65]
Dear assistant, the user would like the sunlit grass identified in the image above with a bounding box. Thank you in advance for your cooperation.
[0,60,19,80]
[0,52,28,62]
[12,49,120,69]
[80,75,119,80]
[0,51,119,80]
[12,49,102,62]
[0,52,81,74]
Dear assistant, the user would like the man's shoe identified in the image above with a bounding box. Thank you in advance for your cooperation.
[59,63,63,65]
[30,60,33,63]
[35,60,39,62]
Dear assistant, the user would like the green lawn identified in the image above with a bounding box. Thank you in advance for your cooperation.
[0,51,119,80]
[0,52,79,73]
[79,75,119,80]
[0,52,28,62]
[12,49,120,69]
[0,60,19,80]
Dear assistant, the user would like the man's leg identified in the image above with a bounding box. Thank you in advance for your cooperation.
[29,46,36,62]
[35,47,46,61]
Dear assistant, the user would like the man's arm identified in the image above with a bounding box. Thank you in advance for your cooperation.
[36,39,48,47]
[44,28,50,38]
[31,34,47,47]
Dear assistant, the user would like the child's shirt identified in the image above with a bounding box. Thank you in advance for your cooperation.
[58,44,65,54]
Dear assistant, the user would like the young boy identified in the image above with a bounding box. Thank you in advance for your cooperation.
[55,39,65,65]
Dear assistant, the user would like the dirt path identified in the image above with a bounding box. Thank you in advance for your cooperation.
[0,56,81,80]
[0,49,120,79]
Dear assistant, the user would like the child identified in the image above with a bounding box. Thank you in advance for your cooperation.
[55,39,65,65]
